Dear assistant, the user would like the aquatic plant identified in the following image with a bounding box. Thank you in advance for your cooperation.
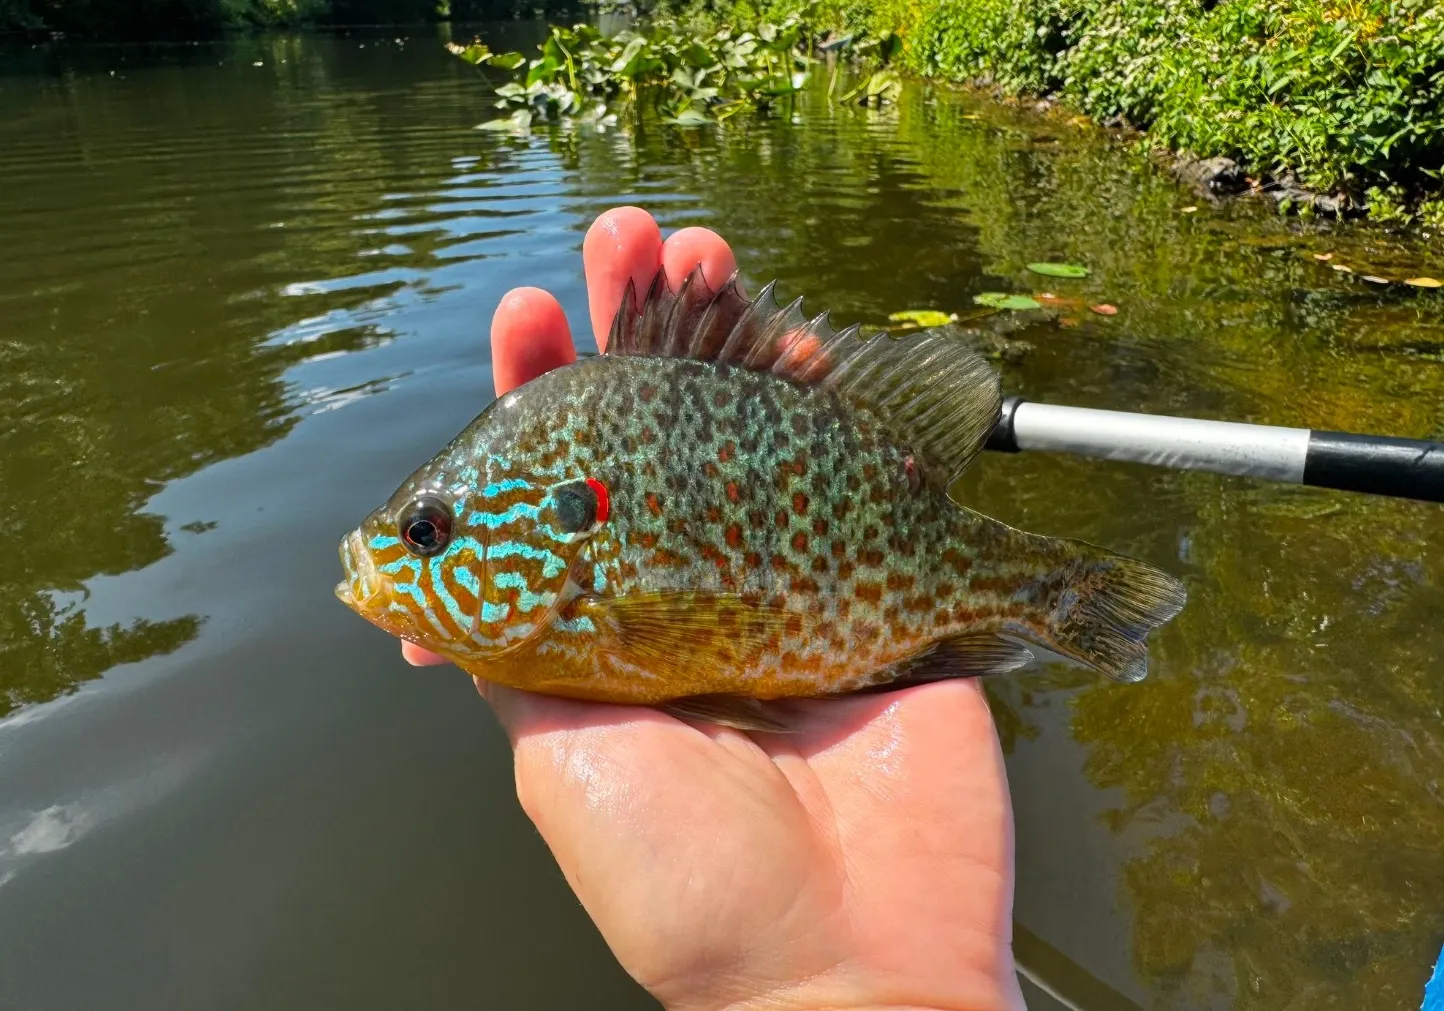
[447,11,902,130]
[448,18,819,129]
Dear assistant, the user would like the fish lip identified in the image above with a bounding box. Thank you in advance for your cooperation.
[338,528,383,609]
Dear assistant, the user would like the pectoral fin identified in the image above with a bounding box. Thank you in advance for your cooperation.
[576,590,792,678]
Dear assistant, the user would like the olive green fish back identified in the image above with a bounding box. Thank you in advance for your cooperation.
[608,267,1004,489]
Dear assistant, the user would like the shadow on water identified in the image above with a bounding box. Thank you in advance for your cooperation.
[0,23,1442,1011]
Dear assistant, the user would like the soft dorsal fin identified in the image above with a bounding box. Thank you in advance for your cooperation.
[606,266,1003,486]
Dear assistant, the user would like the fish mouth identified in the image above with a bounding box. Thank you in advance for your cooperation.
[337,528,383,612]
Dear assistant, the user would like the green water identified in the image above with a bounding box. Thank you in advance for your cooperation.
[2,25,1442,1011]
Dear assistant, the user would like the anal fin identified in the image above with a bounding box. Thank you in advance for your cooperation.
[659,695,794,733]
[878,632,1034,688]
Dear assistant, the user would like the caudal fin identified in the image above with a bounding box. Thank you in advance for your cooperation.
[1038,548,1187,683]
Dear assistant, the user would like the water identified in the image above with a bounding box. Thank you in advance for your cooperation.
[2,24,1442,1011]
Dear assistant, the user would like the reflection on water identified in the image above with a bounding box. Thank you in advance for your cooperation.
[0,24,1441,1011]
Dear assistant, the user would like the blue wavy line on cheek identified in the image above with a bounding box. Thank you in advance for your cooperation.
[492,571,552,614]
[428,556,466,626]
[480,600,510,624]
[488,539,567,579]
[468,501,541,528]
[481,477,533,498]
[370,534,401,551]
[453,561,480,596]
[380,556,421,579]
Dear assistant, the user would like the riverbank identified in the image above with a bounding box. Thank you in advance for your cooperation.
[714,0,1444,227]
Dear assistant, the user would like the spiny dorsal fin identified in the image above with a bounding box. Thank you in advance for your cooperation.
[606,266,1003,486]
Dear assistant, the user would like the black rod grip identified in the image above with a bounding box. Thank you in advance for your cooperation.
[1303,431,1444,503]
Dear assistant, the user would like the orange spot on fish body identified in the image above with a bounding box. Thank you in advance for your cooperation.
[645,493,663,516]
[791,531,808,552]
[725,523,743,547]
[792,492,810,515]
[855,582,883,603]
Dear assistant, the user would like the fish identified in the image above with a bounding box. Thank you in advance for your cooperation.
[336,268,1187,731]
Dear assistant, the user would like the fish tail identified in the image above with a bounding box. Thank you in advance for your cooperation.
[1018,540,1187,683]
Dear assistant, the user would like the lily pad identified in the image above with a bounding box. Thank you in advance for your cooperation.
[1405,277,1443,288]
[974,292,1042,311]
[887,309,956,328]
[1089,303,1118,315]
[1026,262,1090,279]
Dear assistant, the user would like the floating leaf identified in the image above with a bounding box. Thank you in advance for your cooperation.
[887,309,956,327]
[1405,277,1443,288]
[1331,263,1354,273]
[974,292,1042,311]
[477,108,533,131]
[1313,252,1334,261]
[1362,275,1391,284]
[490,51,526,70]
[1181,206,1198,213]
[1089,303,1118,315]
[446,41,493,65]
[1026,262,1090,278]
[666,108,711,126]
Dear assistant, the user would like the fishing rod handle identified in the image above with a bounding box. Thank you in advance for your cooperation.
[986,398,1444,504]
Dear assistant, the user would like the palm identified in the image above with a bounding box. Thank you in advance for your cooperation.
[402,207,1022,1011]
[493,682,1017,1011]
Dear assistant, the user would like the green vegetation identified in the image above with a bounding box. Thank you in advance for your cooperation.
[675,0,1444,223]
[447,15,817,129]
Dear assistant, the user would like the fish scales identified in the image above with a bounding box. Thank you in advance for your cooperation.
[337,268,1187,728]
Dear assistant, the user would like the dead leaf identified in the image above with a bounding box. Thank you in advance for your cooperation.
[1058,316,1079,328]
[1089,304,1118,315]
[1181,206,1198,214]
[1331,263,1354,273]
[1313,252,1334,261]
[1362,275,1390,284]
[1405,277,1443,288]
[1034,292,1083,309]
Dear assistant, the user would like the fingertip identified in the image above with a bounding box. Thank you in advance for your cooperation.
[661,226,741,295]
[490,286,576,396]
[584,206,663,349]
[402,641,451,666]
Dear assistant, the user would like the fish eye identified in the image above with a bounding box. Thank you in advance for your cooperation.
[552,479,606,534]
[398,495,452,557]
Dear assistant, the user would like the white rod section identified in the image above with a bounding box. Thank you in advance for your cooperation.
[1010,402,1312,482]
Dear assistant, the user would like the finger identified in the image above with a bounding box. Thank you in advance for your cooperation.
[474,676,675,749]
[583,206,663,349]
[490,286,576,397]
[660,226,740,295]
[401,641,451,666]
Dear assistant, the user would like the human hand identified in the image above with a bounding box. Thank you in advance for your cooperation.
[403,207,1025,1011]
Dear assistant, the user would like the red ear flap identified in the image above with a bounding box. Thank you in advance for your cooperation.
[585,477,610,524]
